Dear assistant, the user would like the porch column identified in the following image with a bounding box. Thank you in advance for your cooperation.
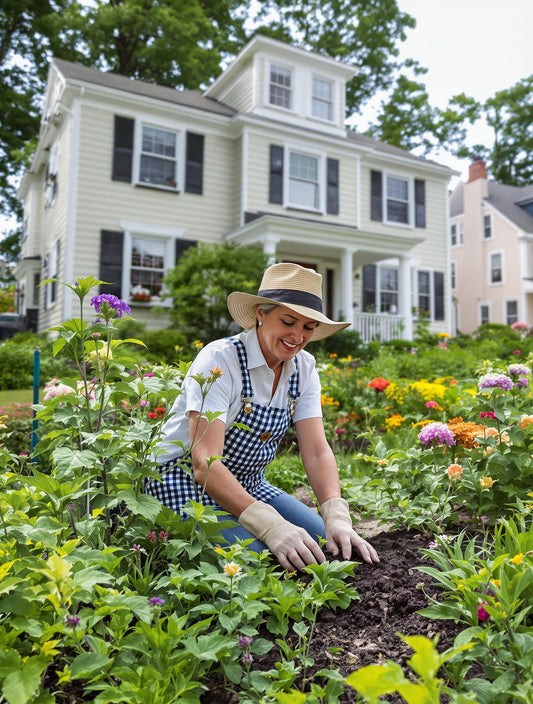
[262,236,279,266]
[399,255,413,340]
[340,248,355,327]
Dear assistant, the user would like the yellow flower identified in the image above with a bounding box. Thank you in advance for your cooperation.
[385,414,405,431]
[193,340,203,349]
[479,476,496,489]
[437,332,450,338]
[490,579,501,588]
[214,546,226,555]
[510,553,524,565]
[224,561,241,577]
[377,459,389,467]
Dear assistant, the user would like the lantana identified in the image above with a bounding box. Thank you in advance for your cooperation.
[368,377,391,392]
[90,294,131,319]
[477,373,514,391]
[418,422,456,447]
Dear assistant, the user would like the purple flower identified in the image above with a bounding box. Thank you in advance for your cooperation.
[418,422,456,447]
[90,294,131,319]
[515,377,529,389]
[66,615,81,628]
[148,596,165,607]
[242,653,254,664]
[238,636,253,648]
[478,373,514,392]
[507,364,531,376]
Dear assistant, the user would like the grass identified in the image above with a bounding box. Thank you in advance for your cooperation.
[0,388,34,407]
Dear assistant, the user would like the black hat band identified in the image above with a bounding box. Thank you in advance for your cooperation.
[258,288,323,313]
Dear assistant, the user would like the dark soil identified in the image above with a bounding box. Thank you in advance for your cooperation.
[203,528,464,702]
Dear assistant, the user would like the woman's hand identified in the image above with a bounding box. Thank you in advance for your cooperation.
[239,501,325,571]
[321,498,380,564]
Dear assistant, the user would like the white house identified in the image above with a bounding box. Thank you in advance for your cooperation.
[16,35,455,341]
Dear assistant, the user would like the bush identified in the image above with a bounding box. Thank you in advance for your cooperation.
[0,340,66,390]
[308,329,365,359]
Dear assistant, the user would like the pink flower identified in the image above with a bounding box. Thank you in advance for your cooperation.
[147,531,157,542]
[477,603,490,622]
[514,350,521,355]
[480,411,496,420]
[158,530,169,541]
[425,401,439,409]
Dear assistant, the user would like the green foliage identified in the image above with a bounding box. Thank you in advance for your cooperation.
[0,338,66,390]
[164,242,269,343]
[307,329,364,359]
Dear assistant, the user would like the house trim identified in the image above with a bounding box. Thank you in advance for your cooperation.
[63,99,82,321]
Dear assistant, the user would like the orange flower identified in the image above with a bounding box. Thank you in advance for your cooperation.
[519,415,533,429]
[446,464,463,479]
[368,377,391,392]
[447,417,484,449]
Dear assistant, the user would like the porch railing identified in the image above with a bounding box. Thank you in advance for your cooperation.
[352,312,406,343]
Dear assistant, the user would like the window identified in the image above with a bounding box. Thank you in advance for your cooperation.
[45,142,59,207]
[450,261,456,290]
[450,224,457,247]
[490,252,503,284]
[312,77,333,121]
[386,176,409,224]
[379,267,398,313]
[417,271,431,314]
[483,213,492,239]
[288,151,319,210]
[43,239,60,309]
[130,237,166,300]
[506,300,519,325]
[459,222,464,244]
[139,125,178,188]
[269,65,292,109]
[479,303,490,325]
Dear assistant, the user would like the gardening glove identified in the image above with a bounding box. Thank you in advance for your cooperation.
[238,501,325,571]
[320,497,380,564]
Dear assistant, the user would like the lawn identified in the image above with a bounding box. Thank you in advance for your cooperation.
[0,387,33,406]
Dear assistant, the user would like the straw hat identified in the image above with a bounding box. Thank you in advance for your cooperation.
[227,262,350,341]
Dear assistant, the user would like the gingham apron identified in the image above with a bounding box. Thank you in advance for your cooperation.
[146,337,300,517]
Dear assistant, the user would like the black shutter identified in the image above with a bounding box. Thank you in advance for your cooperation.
[362,264,377,311]
[415,179,426,228]
[175,238,198,265]
[370,170,382,221]
[99,230,124,298]
[185,132,204,194]
[433,271,444,321]
[269,145,284,204]
[326,158,339,215]
[112,116,134,182]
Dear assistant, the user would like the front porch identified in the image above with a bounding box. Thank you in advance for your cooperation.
[353,312,406,343]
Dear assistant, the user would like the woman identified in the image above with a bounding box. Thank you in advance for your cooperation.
[147,262,379,570]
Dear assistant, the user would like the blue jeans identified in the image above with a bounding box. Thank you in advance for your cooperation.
[217,491,326,553]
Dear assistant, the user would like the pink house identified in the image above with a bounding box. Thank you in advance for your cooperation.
[449,159,533,334]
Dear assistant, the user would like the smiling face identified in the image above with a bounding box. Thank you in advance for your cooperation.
[256,305,319,369]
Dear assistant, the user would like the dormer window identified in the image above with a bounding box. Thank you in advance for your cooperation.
[312,77,333,121]
[139,125,178,189]
[269,65,292,109]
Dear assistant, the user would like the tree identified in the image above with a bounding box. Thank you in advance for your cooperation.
[164,243,269,343]
[253,0,416,113]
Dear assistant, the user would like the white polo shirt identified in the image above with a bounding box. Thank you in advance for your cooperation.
[154,327,323,463]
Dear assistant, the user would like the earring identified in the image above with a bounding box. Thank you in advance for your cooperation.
[258,321,263,326]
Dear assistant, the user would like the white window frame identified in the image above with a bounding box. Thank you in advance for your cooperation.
[43,238,60,309]
[489,250,504,285]
[378,266,399,313]
[450,261,456,291]
[479,302,491,325]
[505,299,519,326]
[284,145,325,213]
[268,63,293,111]
[120,222,185,307]
[311,75,334,122]
[383,172,413,226]
[416,269,433,318]
[45,141,59,207]
[132,122,182,191]
[483,212,493,240]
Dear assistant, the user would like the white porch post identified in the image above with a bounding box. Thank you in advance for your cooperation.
[340,248,355,327]
[399,255,413,340]
[262,236,279,266]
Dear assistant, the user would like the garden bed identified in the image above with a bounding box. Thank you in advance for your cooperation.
[202,528,464,703]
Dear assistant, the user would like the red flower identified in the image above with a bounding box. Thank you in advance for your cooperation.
[477,602,490,622]
[368,377,391,392]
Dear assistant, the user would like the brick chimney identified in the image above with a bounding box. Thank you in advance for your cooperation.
[468,158,487,183]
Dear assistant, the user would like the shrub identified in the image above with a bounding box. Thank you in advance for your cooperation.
[0,340,66,390]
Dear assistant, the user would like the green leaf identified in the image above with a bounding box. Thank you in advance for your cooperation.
[117,490,161,522]
[70,652,111,679]
[2,656,49,704]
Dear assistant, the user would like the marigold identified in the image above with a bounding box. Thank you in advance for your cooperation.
[224,561,242,577]
[510,553,524,565]
[446,417,484,449]
[446,464,463,479]
[385,414,405,431]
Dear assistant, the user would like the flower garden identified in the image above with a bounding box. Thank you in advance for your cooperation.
[0,277,532,704]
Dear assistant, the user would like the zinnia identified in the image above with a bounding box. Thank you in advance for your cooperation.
[446,464,463,479]
[425,401,439,409]
[368,377,390,392]
[418,422,456,447]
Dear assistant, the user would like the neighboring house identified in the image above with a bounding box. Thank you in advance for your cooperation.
[449,159,533,335]
[16,35,455,342]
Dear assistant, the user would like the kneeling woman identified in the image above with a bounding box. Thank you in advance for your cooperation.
[146,262,379,571]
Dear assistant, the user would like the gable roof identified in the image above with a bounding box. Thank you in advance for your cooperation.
[52,58,235,117]
[486,182,533,233]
